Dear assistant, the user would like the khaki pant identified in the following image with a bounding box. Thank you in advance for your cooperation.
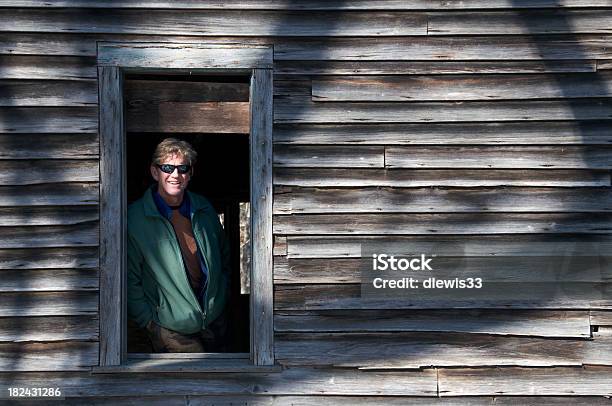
[145,310,228,353]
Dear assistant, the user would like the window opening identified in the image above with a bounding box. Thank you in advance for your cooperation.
[124,73,250,354]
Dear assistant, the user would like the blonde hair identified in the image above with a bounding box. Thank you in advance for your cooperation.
[151,138,197,165]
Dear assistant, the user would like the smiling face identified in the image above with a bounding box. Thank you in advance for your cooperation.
[150,153,193,206]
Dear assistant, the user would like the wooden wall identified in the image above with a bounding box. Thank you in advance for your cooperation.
[0,0,611,402]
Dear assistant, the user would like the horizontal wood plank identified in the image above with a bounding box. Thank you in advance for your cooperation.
[0,10,427,37]
[125,79,249,103]
[12,395,612,406]
[274,79,311,97]
[275,60,598,75]
[177,396,612,406]
[0,291,98,316]
[0,224,98,248]
[275,36,612,61]
[98,42,273,69]
[273,256,611,284]
[0,183,98,206]
[0,107,97,133]
[312,72,612,101]
[438,366,612,396]
[284,235,612,258]
[274,284,612,310]
[0,396,483,406]
[0,80,96,106]
[0,247,98,269]
[125,76,250,135]
[274,146,384,168]
[275,333,610,368]
[0,341,97,371]
[590,310,612,326]
[0,206,98,226]
[0,395,610,406]
[274,310,592,338]
[274,98,612,123]
[598,60,612,70]
[0,55,96,80]
[127,101,250,133]
[0,33,103,56]
[273,122,612,145]
[273,187,612,214]
[385,146,612,169]
[0,268,98,292]
[6,34,271,59]
[273,168,612,187]
[2,34,611,61]
[0,160,98,185]
[97,358,282,373]
[429,11,612,35]
[274,256,359,283]
[0,33,265,58]
[0,316,98,342]
[273,213,612,235]
[0,134,98,159]
[5,0,612,9]
[0,367,438,396]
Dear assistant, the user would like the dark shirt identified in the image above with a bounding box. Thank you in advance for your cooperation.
[152,185,209,306]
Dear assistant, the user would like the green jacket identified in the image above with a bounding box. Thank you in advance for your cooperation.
[127,187,230,334]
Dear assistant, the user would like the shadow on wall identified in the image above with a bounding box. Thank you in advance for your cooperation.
[0,0,610,386]
[269,0,612,372]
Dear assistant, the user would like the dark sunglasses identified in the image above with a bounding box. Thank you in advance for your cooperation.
[156,164,191,174]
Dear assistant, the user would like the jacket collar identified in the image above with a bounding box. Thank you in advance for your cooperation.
[143,184,209,219]
[152,185,191,220]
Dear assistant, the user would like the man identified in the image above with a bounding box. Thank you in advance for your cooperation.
[127,138,231,353]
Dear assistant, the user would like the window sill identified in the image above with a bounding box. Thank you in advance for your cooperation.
[91,358,281,374]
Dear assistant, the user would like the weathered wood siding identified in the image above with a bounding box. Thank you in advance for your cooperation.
[0,1,611,402]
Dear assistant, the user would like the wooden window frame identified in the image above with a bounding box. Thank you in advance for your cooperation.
[96,42,274,371]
